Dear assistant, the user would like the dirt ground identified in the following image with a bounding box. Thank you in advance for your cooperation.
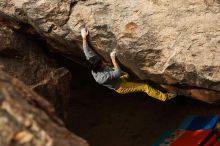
[63,62,220,146]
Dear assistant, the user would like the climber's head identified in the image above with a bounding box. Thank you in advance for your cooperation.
[88,56,103,72]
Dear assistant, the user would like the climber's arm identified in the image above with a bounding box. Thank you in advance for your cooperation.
[110,50,122,78]
[81,28,97,60]
[110,51,121,70]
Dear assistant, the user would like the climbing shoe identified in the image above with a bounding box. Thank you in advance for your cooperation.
[167,92,177,100]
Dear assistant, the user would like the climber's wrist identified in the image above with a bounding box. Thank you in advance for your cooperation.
[82,37,87,41]
[110,55,116,61]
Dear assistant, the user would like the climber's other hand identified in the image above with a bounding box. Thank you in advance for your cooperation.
[81,28,89,39]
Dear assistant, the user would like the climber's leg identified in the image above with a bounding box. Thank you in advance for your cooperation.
[116,78,172,101]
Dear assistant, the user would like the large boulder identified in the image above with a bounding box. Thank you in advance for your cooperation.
[0,71,88,146]
[0,21,72,119]
[0,0,219,102]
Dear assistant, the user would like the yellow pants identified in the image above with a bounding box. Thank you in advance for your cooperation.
[115,74,168,101]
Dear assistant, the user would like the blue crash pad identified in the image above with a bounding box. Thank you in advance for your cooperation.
[186,116,220,130]
[178,116,195,129]
[151,128,176,146]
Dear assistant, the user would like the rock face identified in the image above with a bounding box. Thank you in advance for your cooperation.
[0,20,88,146]
[0,71,88,146]
[0,22,72,119]
[0,0,220,101]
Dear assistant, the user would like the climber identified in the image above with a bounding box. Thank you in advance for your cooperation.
[81,27,176,101]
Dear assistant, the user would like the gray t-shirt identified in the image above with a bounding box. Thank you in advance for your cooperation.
[83,40,121,89]
[92,67,121,90]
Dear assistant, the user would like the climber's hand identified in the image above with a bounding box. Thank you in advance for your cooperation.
[110,50,117,59]
[81,28,89,39]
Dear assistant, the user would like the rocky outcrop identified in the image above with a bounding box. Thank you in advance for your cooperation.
[0,0,220,102]
[0,22,72,118]
[0,71,88,146]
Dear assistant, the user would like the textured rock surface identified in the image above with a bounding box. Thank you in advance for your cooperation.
[0,71,88,146]
[0,0,220,101]
[0,22,72,118]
